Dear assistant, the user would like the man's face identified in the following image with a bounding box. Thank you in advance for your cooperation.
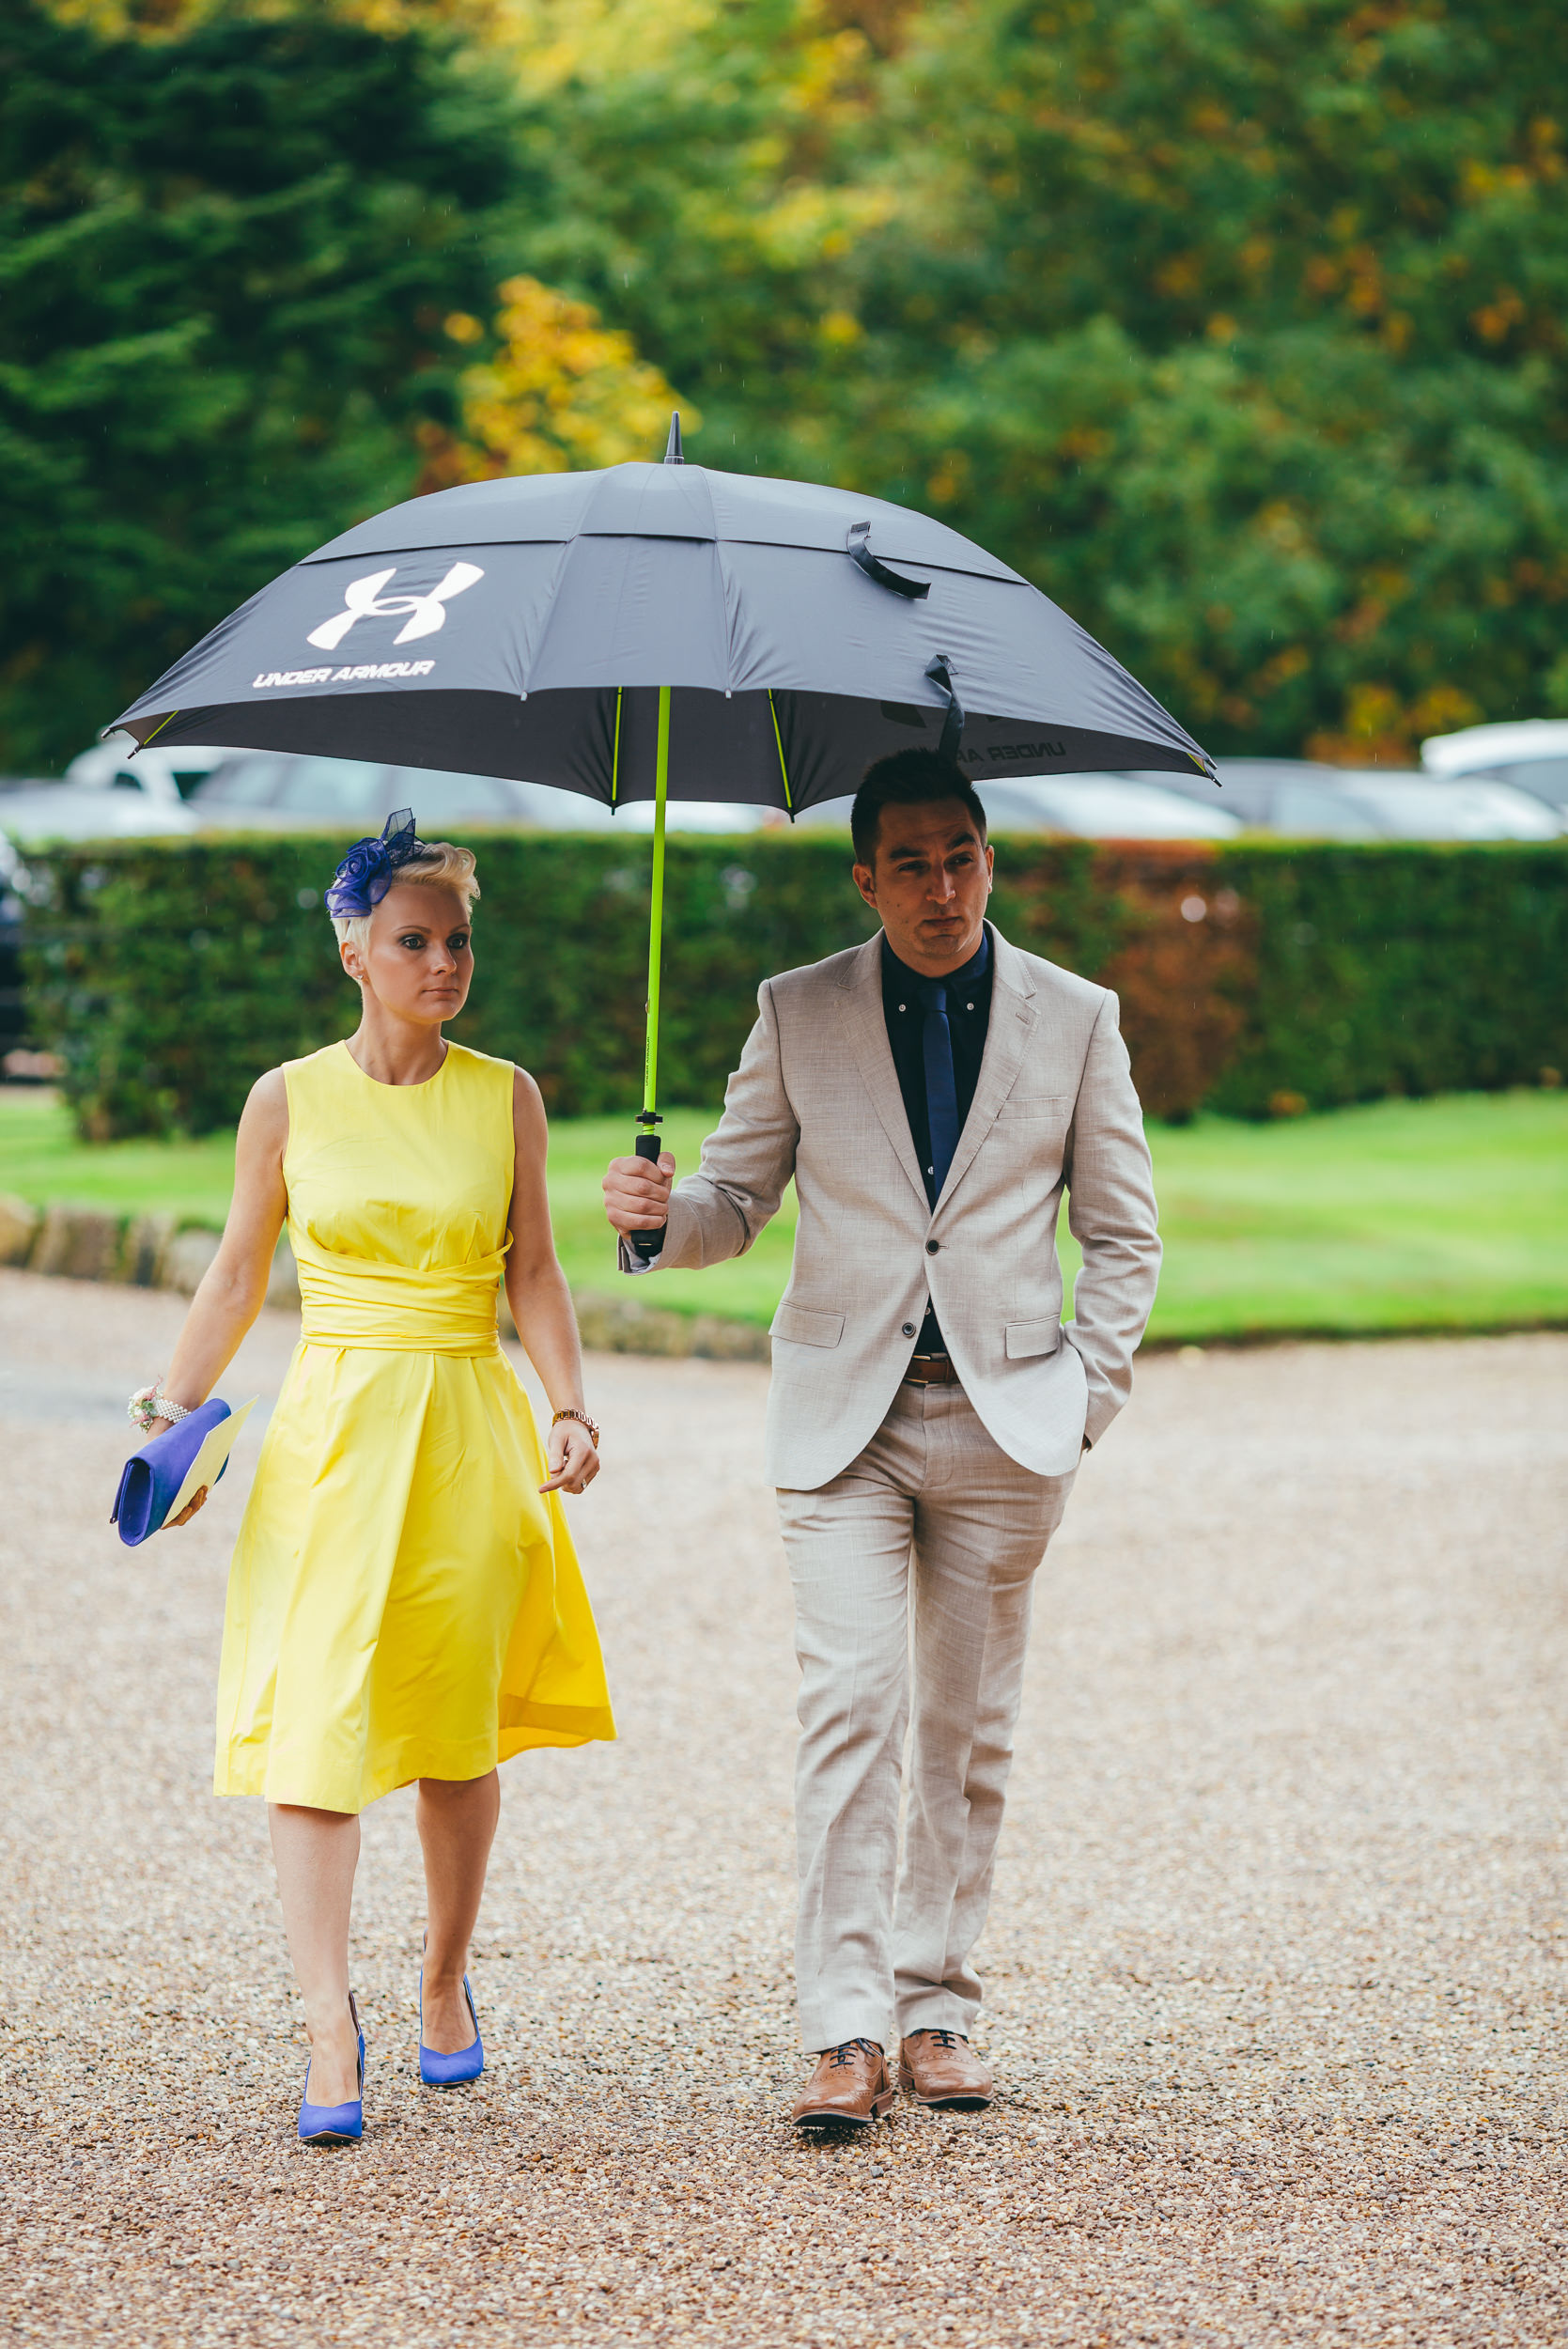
[852,797,994,975]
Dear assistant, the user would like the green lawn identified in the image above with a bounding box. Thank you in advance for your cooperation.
[2,1085,1564,1343]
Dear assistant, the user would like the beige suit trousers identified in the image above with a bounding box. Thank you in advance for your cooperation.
[778,1379,1075,2053]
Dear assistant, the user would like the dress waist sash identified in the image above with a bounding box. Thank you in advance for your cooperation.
[292,1231,507,1356]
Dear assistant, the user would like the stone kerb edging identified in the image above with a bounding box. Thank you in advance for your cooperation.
[0,1193,770,1362]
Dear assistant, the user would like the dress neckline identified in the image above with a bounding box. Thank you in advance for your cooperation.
[338,1037,453,1092]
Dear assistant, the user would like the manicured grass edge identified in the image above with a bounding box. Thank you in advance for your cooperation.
[2,1190,1561,1357]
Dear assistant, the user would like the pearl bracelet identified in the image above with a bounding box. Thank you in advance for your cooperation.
[129,1384,194,1434]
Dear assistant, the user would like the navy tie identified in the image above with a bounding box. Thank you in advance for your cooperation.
[918,976,960,1203]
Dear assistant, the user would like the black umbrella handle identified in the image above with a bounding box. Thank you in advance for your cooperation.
[631,1127,667,1253]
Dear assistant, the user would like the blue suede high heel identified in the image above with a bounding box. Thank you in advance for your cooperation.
[420,1971,485,2088]
[297,1991,365,2145]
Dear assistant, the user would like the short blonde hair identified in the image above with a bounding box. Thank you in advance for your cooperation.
[331,840,480,954]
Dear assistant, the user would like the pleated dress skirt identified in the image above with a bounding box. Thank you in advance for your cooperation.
[213,1039,614,1814]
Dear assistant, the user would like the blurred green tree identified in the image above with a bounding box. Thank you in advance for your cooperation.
[0,0,525,771]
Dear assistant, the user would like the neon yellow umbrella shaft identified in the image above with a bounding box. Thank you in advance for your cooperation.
[641,684,670,1117]
[631,686,671,1229]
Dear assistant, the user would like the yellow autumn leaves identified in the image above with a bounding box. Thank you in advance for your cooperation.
[415,276,695,487]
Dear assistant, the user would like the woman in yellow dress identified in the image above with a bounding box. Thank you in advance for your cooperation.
[132,811,613,2142]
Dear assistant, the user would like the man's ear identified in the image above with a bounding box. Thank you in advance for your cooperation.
[852,860,877,910]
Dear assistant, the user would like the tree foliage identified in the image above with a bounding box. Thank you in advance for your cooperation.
[8,0,1566,770]
[0,1,525,770]
[416,274,693,490]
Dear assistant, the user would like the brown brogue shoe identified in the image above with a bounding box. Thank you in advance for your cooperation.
[897,2029,994,2109]
[790,2038,896,2129]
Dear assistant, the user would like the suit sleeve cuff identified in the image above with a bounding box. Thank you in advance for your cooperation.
[618,1233,665,1275]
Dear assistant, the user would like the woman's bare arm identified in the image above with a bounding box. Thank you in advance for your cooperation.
[141,1071,290,1518]
[504,1067,598,1497]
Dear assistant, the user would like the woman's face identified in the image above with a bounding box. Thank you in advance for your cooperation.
[344,881,474,1026]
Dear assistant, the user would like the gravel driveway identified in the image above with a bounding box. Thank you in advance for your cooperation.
[1,1267,1564,2347]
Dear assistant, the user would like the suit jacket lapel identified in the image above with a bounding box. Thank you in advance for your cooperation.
[834,934,930,1214]
[933,925,1038,1217]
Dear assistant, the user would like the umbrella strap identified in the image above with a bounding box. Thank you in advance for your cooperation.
[846,519,931,600]
[925,654,966,763]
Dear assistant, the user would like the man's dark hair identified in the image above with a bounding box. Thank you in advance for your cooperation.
[850,749,988,865]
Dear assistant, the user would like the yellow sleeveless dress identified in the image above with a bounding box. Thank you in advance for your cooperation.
[214,1039,614,1813]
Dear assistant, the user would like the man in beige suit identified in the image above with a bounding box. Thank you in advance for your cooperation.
[603,751,1161,2127]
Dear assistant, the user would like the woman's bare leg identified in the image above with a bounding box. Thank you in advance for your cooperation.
[269,1803,362,2105]
[417,1770,500,2052]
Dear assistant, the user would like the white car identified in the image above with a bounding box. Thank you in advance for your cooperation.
[1019,757,1560,841]
[188,750,787,833]
[1421,719,1568,819]
[981,772,1240,838]
[0,732,237,848]
[792,771,1241,839]
[1333,768,1563,840]
[63,733,236,803]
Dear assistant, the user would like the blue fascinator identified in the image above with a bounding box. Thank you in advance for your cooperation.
[324,808,426,919]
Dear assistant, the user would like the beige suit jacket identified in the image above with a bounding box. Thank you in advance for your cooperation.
[623,923,1161,1488]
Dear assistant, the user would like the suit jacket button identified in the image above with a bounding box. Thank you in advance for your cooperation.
[925,1239,939,1254]
[901,1322,916,1338]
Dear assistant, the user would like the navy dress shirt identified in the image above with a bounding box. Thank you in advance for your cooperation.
[880,927,994,1353]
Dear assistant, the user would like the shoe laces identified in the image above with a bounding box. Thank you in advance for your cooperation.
[825,2037,881,2070]
[918,2029,964,2051]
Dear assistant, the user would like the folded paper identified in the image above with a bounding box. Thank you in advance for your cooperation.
[111,1397,257,1548]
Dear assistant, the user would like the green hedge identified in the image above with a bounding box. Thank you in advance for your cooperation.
[16,832,1568,1137]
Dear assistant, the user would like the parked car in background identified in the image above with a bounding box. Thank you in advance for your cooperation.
[192,752,803,833]
[0,731,237,848]
[981,773,1240,837]
[1331,770,1562,840]
[793,770,1242,838]
[64,733,234,803]
[0,776,197,846]
[802,760,1546,842]
[10,743,813,843]
[1421,720,1568,819]
[1148,759,1382,838]
[1111,758,1561,840]
[13,738,1563,852]
[191,754,543,830]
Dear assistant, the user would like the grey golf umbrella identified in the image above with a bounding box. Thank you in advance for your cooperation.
[111,417,1215,1173]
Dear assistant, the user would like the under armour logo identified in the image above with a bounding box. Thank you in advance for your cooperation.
[307,561,484,652]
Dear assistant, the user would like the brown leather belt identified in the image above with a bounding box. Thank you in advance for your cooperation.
[903,1352,962,1388]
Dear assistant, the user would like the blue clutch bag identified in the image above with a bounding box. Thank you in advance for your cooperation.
[111,1398,233,1548]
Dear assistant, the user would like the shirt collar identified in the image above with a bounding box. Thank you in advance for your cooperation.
[880,924,992,992]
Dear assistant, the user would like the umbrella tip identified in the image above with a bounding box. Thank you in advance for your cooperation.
[663,412,684,465]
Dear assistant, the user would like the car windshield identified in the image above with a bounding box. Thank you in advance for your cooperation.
[386,770,516,821]
[1269,782,1380,838]
[195,755,287,806]
[1344,778,1562,840]
[1495,757,1568,806]
[989,776,1238,837]
[272,759,385,817]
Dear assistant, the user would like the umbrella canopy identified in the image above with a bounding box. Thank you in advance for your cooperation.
[112,443,1214,807]
[109,428,1215,1203]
